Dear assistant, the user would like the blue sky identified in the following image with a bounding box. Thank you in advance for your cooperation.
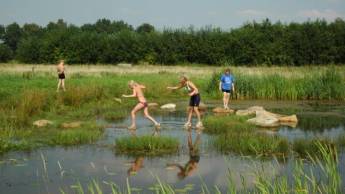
[1,0,345,29]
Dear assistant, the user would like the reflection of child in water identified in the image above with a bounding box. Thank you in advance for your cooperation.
[127,156,144,176]
[167,130,201,179]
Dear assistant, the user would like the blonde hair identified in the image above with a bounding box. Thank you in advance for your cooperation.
[180,75,188,81]
[128,80,137,87]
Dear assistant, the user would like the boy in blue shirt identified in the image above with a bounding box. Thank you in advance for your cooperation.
[219,68,235,109]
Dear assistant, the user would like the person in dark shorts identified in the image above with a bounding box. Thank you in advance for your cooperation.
[219,68,235,109]
[56,60,66,92]
[122,80,160,130]
[167,75,203,128]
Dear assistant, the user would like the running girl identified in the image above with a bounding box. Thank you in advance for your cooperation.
[122,80,160,130]
[167,75,203,128]
[56,60,66,92]
[219,68,235,109]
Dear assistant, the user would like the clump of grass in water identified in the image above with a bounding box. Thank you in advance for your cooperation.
[252,142,341,193]
[292,138,336,157]
[203,115,254,134]
[48,124,103,146]
[214,132,289,156]
[115,136,179,156]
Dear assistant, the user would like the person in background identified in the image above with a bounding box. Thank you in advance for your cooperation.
[219,68,235,109]
[167,75,203,129]
[56,60,66,92]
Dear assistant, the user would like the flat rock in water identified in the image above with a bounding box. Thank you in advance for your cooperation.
[278,115,298,123]
[247,106,265,112]
[236,106,265,116]
[160,103,176,109]
[212,107,234,114]
[247,116,280,128]
[236,109,256,116]
[33,120,53,127]
[61,121,82,128]
[148,102,159,107]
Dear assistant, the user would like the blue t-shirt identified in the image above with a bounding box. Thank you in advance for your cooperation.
[220,74,234,90]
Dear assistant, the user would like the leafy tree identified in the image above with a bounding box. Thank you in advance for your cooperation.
[136,23,155,33]
[0,43,13,62]
[3,23,22,51]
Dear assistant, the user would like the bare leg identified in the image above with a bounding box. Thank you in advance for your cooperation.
[143,107,159,126]
[223,92,227,108]
[61,79,66,91]
[129,103,144,129]
[226,93,230,108]
[57,79,61,92]
[193,107,201,123]
[187,106,193,123]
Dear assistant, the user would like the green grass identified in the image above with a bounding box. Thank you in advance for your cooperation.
[115,136,179,156]
[0,122,104,154]
[203,115,254,134]
[206,66,345,100]
[214,132,289,156]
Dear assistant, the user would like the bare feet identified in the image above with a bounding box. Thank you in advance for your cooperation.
[155,123,161,129]
[196,121,204,129]
[184,122,192,129]
[128,125,136,130]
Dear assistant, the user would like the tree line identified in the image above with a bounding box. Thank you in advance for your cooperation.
[0,18,344,65]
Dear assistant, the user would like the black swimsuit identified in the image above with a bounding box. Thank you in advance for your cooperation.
[58,72,65,79]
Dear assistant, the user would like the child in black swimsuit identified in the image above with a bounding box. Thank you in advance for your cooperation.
[56,60,66,92]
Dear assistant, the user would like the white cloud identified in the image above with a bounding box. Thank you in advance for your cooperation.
[236,9,268,16]
[299,9,344,20]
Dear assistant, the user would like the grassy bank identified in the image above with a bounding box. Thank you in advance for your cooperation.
[0,65,344,154]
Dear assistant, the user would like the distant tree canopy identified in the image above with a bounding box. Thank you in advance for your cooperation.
[1,18,345,65]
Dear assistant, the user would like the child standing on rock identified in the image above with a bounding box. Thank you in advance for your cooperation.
[219,68,235,109]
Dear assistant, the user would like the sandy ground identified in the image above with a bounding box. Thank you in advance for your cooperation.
[0,63,342,78]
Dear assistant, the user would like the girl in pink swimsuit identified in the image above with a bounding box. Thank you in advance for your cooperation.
[122,80,160,130]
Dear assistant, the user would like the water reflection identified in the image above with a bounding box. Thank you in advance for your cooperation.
[127,156,144,176]
[167,130,201,179]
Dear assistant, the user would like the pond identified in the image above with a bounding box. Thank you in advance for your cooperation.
[0,101,345,193]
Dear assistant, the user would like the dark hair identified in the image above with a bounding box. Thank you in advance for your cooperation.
[224,68,231,73]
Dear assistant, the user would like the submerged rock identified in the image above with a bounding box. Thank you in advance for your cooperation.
[212,107,235,114]
[61,121,82,128]
[148,102,159,107]
[160,103,176,109]
[33,120,53,127]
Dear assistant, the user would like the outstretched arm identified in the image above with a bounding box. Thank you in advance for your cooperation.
[167,83,183,90]
[122,89,137,98]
